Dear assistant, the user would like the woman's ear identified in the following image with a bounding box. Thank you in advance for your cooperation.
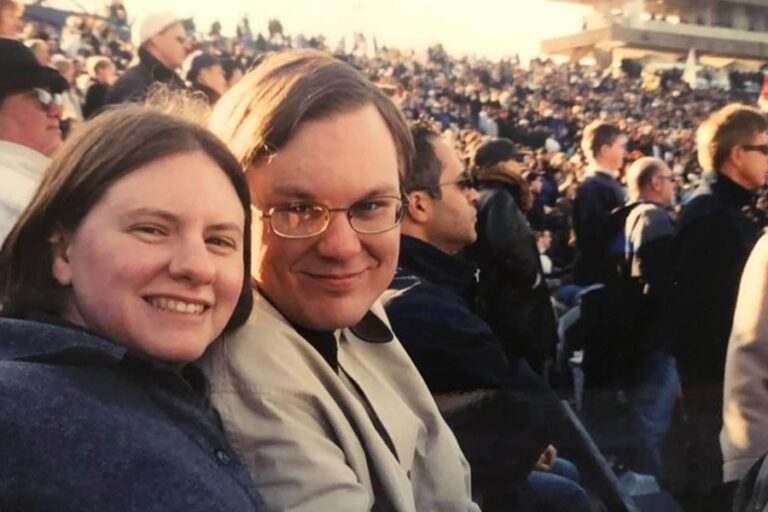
[406,191,431,224]
[50,229,73,286]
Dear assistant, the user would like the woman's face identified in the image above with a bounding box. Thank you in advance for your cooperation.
[52,150,245,362]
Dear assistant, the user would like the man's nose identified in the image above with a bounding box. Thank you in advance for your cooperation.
[314,212,362,260]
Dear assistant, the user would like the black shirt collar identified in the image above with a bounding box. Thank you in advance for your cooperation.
[290,311,394,372]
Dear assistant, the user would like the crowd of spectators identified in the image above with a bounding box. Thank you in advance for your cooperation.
[11,0,766,247]
[3,0,768,510]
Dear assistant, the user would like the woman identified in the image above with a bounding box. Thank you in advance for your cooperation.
[466,138,558,375]
[0,105,265,511]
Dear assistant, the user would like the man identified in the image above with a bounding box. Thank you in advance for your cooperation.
[105,11,187,105]
[668,104,768,509]
[24,39,50,67]
[0,38,67,243]
[184,51,227,105]
[82,56,115,119]
[382,120,589,512]
[0,0,23,37]
[200,49,479,512]
[572,120,626,285]
[609,157,679,476]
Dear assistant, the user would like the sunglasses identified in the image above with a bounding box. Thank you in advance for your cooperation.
[742,144,768,156]
[29,88,63,112]
[439,170,477,191]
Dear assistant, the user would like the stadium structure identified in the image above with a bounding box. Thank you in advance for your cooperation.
[542,0,768,70]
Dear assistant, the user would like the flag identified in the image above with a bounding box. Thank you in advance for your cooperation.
[682,48,698,89]
[759,74,768,112]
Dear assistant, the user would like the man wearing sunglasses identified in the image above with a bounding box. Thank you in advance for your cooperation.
[0,38,68,243]
[383,121,590,512]
[667,104,768,510]
[106,11,188,105]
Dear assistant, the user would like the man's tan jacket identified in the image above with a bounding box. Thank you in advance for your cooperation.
[198,290,480,512]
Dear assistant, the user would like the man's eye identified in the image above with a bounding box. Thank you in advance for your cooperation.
[281,204,322,216]
[353,201,386,213]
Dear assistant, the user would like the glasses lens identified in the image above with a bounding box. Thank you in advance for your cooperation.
[349,197,404,234]
[457,171,477,190]
[33,88,52,108]
[270,204,328,238]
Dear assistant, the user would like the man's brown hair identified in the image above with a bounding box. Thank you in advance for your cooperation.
[208,49,414,179]
[697,104,768,172]
[581,120,622,163]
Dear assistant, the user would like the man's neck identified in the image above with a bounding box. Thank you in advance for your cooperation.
[720,164,757,192]
[591,162,618,179]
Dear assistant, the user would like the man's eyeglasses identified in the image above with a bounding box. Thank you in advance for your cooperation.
[29,88,63,112]
[742,144,768,156]
[262,196,407,239]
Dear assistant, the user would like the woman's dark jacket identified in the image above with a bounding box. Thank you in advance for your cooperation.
[0,316,266,512]
[465,179,558,373]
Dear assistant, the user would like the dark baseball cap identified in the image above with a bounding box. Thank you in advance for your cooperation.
[185,52,220,82]
[0,38,69,95]
[472,138,529,169]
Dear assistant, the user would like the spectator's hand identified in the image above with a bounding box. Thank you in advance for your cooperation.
[535,444,558,471]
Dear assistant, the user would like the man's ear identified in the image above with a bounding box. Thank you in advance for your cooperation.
[50,228,73,286]
[728,144,745,168]
[406,191,432,225]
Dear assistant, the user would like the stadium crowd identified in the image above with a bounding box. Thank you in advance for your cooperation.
[1,0,768,511]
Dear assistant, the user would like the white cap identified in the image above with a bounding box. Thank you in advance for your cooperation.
[131,11,184,48]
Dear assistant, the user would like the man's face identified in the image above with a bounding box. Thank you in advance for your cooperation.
[653,163,676,207]
[96,63,116,85]
[0,5,23,37]
[0,89,63,157]
[423,136,479,254]
[735,131,768,190]
[247,104,401,330]
[149,22,188,70]
[599,135,627,172]
[199,64,227,95]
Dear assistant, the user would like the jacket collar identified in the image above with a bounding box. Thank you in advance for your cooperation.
[0,313,202,384]
[398,235,478,293]
[138,47,181,84]
[0,141,49,180]
[705,170,755,208]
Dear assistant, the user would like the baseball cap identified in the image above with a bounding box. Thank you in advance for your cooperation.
[472,138,529,169]
[0,38,68,95]
[183,52,220,82]
[131,11,185,47]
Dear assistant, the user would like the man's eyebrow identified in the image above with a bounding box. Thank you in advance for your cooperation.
[271,184,401,202]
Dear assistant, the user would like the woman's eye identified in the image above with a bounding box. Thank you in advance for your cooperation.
[133,225,166,236]
[207,237,236,249]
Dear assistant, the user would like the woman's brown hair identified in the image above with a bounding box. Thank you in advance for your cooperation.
[0,104,253,331]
